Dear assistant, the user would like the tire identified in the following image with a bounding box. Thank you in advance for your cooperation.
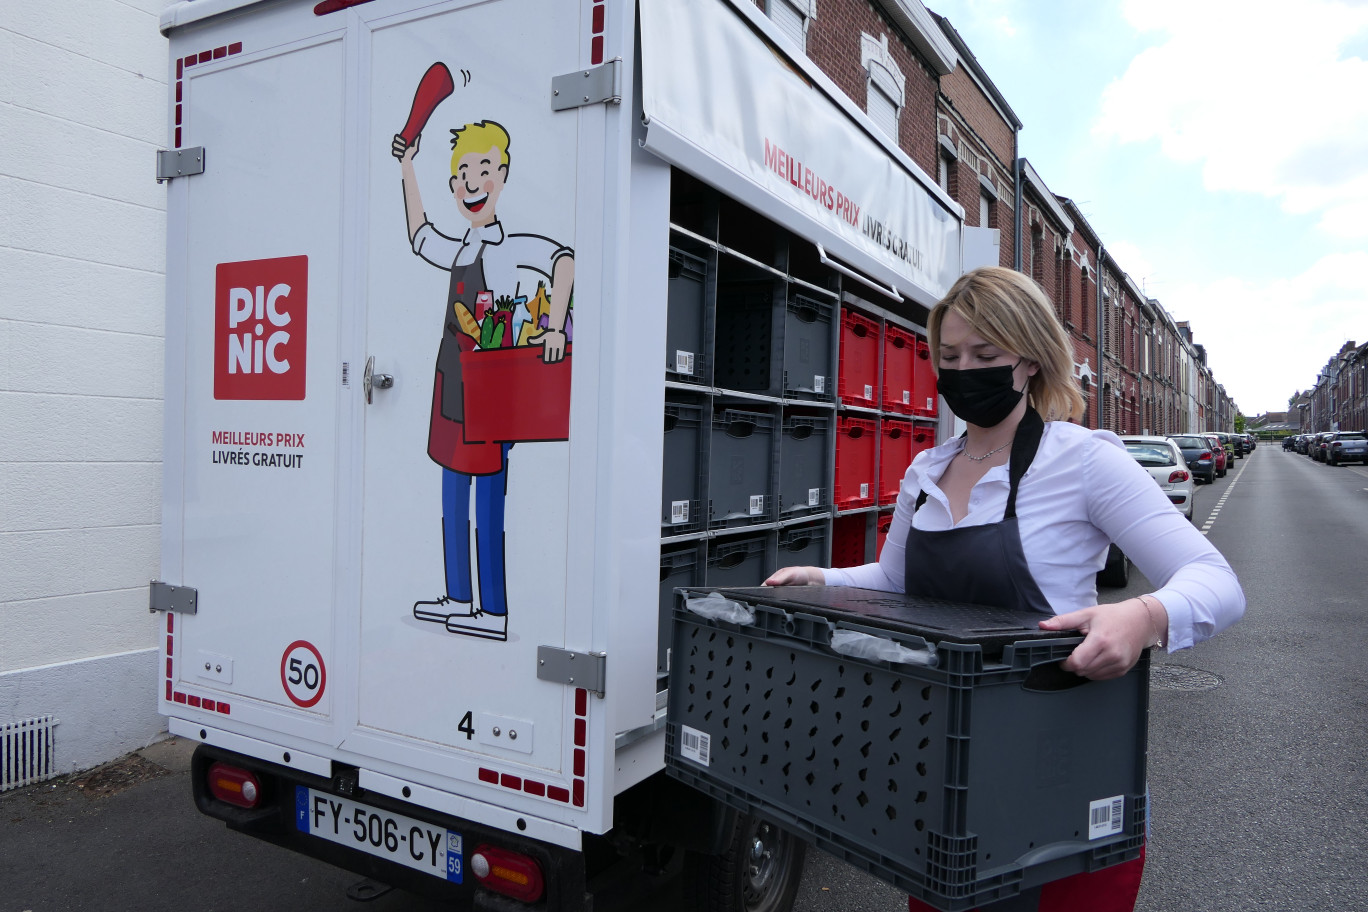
[682,815,806,912]
[1097,552,1131,588]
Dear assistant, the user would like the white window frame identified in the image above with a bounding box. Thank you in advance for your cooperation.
[860,32,905,142]
[767,0,815,52]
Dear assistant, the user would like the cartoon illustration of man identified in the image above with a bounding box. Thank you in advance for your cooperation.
[393,113,574,642]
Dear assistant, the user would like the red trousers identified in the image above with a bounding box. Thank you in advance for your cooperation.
[908,848,1144,912]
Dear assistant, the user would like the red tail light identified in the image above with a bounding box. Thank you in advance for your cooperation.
[470,844,545,903]
[1168,469,1189,483]
[207,762,262,809]
[1199,450,1212,460]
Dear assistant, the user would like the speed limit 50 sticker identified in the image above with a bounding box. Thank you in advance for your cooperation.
[281,640,327,708]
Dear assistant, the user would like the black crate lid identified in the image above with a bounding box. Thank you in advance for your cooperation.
[681,586,1079,652]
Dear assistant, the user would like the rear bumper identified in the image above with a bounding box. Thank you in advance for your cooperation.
[190,744,591,912]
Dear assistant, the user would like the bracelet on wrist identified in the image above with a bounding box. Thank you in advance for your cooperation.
[1138,594,1167,649]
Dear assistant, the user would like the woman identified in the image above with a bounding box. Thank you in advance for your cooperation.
[765,266,1245,911]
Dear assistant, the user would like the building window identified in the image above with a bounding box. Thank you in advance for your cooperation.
[1080,268,1090,336]
[767,0,812,51]
[1031,225,1044,285]
[867,82,900,141]
[861,32,905,143]
[979,192,991,229]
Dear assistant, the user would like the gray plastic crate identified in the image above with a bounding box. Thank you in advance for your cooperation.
[714,269,778,394]
[666,587,1148,912]
[704,535,769,589]
[709,409,775,528]
[658,545,702,675]
[663,399,705,533]
[780,413,830,517]
[666,247,709,383]
[783,293,835,402]
[777,521,827,568]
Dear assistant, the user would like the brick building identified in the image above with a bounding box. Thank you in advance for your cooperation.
[933,15,1019,269]
[749,0,1239,432]
[1305,340,1367,432]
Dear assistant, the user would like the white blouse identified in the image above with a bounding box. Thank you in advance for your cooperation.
[822,421,1245,652]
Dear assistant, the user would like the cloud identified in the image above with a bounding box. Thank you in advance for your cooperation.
[1102,239,1157,292]
[1096,0,1368,241]
[1161,250,1368,411]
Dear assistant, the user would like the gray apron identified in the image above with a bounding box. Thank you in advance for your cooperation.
[903,408,1052,613]
[435,242,488,423]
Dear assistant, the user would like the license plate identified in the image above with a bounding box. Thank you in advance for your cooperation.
[295,786,462,883]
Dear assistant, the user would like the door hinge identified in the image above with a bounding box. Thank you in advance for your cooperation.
[550,58,622,111]
[156,147,206,183]
[149,580,198,614]
[537,646,606,697]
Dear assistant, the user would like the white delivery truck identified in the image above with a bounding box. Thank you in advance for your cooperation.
[154,0,969,908]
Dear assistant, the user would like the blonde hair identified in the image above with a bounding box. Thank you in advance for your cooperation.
[928,266,1086,422]
[450,120,510,175]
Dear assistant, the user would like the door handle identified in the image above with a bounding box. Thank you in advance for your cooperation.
[363,356,394,404]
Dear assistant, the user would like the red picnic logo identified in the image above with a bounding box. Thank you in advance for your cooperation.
[214,255,308,400]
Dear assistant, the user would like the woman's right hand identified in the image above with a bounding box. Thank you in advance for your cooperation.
[763,566,825,586]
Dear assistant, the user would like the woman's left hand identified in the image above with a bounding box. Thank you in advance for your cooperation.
[1037,599,1157,680]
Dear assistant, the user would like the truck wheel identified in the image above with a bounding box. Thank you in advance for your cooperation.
[682,814,806,912]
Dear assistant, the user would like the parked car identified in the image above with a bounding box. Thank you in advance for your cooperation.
[1097,542,1131,588]
[1229,434,1246,458]
[1169,434,1218,484]
[1204,434,1229,477]
[1121,436,1195,520]
[1212,432,1237,462]
[1283,436,1296,451]
[1327,431,1368,466]
[1297,434,1315,455]
[1313,431,1335,462]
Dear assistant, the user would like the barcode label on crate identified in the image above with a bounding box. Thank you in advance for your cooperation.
[675,351,695,375]
[814,375,825,393]
[926,397,935,410]
[749,495,764,516]
[808,488,820,507]
[671,500,690,524]
[680,725,711,766]
[902,390,910,404]
[860,483,869,499]
[1088,795,1124,840]
[864,384,874,400]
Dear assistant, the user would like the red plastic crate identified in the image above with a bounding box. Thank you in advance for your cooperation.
[879,419,914,505]
[876,511,893,557]
[838,308,880,408]
[882,325,917,415]
[912,338,938,417]
[462,346,572,443]
[834,416,877,509]
[831,513,867,567]
[911,423,935,461]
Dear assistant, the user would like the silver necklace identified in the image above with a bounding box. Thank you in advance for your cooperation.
[964,440,1011,462]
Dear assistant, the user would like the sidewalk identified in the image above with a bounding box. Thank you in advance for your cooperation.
[0,737,444,912]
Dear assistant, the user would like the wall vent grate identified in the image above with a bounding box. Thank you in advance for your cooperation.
[2,715,58,792]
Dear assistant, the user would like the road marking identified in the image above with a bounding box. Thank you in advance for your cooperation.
[1201,452,1251,536]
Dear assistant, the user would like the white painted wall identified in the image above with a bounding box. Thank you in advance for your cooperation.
[0,0,175,775]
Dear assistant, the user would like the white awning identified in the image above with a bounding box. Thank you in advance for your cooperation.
[639,0,962,307]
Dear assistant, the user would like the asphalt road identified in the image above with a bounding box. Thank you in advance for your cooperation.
[4,445,1365,911]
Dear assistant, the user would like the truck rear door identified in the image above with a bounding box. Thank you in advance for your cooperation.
[340,0,595,825]
[161,7,348,743]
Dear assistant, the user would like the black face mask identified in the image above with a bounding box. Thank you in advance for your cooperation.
[937,360,1025,428]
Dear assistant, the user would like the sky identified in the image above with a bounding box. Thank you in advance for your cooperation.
[927,0,1368,416]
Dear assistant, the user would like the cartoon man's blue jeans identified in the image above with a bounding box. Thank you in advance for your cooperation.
[440,444,510,616]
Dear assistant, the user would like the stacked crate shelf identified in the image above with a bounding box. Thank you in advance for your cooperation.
[832,304,943,569]
[658,169,942,677]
